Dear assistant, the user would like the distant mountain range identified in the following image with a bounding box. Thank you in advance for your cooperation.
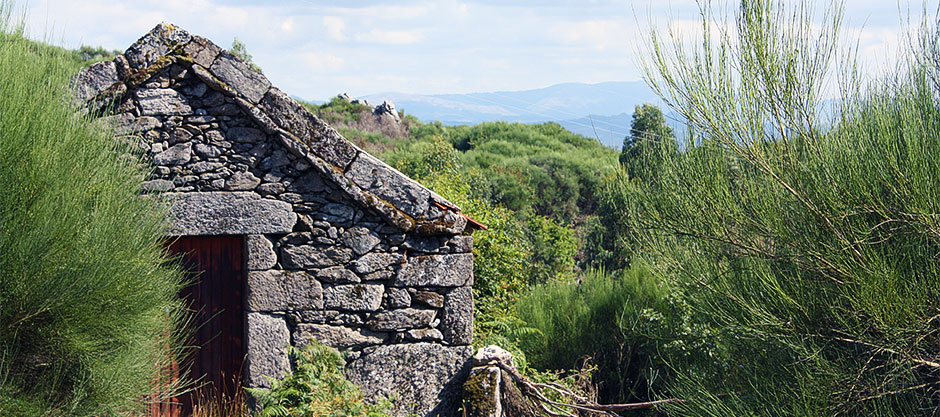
[359,81,672,149]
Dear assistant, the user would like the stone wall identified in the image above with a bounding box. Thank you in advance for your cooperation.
[74,23,476,417]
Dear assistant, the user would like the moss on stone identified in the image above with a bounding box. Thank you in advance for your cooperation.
[124,55,177,87]
[462,367,499,417]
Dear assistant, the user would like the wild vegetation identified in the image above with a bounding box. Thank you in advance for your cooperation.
[6,0,940,415]
[314,2,940,415]
[515,0,940,415]
[305,98,621,365]
[630,1,940,414]
[0,9,188,416]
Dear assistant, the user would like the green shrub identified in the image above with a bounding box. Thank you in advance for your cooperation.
[303,97,373,126]
[612,0,940,414]
[524,213,578,283]
[389,134,460,180]
[517,265,713,404]
[0,9,187,416]
[406,171,534,348]
[451,121,618,223]
[73,45,121,64]
[247,343,392,417]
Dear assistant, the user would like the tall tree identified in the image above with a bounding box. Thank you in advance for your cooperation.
[619,103,676,181]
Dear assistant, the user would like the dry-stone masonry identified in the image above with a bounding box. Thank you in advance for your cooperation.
[73,23,482,417]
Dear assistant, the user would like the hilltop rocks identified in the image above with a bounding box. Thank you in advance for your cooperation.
[334,93,408,138]
[374,99,401,122]
[337,93,400,122]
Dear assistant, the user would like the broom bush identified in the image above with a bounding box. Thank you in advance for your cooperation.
[597,0,940,414]
[0,6,188,415]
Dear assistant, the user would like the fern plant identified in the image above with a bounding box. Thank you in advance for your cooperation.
[246,343,392,417]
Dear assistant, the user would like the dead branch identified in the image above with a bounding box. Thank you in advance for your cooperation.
[492,361,688,416]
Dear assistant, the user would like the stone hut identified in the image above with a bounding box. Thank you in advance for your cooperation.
[72,23,482,417]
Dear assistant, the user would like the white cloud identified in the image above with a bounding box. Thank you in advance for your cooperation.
[300,52,345,72]
[845,25,906,74]
[355,29,424,45]
[323,16,347,41]
[554,19,634,51]
[338,5,429,20]
[281,17,295,32]
[480,58,510,70]
[17,0,925,101]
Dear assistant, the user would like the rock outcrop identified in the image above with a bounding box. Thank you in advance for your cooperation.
[335,93,408,138]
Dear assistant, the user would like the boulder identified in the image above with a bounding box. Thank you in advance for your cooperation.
[351,252,403,275]
[224,171,261,191]
[162,191,296,235]
[412,290,445,308]
[394,254,473,287]
[136,88,192,115]
[209,52,271,104]
[346,343,473,417]
[472,345,513,367]
[71,60,120,105]
[124,22,192,69]
[280,245,354,269]
[366,308,436,331]
[317,266,360,284]
[341,226,382,255]
[247,235,277,270]
[406,328,444,342]
[441,287,473,345]
[387,288,411,308]
[153,142,192,165]
[374,99,401,123]
[345,152,430,218]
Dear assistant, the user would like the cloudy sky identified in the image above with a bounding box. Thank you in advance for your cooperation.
[21,0,932,101]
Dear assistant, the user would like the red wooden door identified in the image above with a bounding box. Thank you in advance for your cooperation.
[163,235,246,416]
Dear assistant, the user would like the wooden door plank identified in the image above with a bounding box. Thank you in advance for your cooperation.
[158,235,246,417]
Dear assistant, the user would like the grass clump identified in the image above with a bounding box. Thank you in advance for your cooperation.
[0,7,188,416]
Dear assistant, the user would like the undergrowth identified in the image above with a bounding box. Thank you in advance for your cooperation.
[247,343,393,417]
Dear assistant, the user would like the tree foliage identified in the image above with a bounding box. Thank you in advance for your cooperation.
[620,103,677,182]
[451,121,617,223]
[230,37,263,74]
